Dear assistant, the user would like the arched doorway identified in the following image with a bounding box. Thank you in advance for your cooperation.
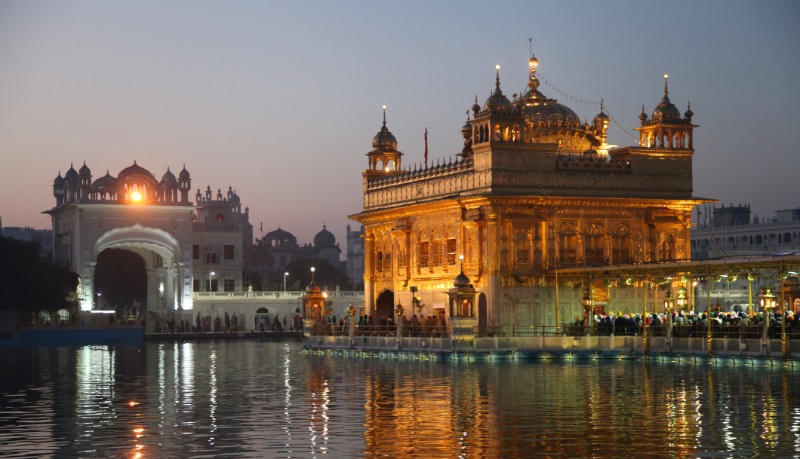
[478,293,488,337]
[375,290,394,319]
[94,248,147,320]
[88,224,190,314]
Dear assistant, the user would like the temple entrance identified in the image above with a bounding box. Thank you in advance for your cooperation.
[94,248,147,320]
[375,290,394,319]
[478,293,488,336]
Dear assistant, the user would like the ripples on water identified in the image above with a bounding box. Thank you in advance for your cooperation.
[1,341,799,458]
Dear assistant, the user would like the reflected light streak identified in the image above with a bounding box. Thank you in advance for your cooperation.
[158,344,166,418]
[209,350,218,440]
[283,343,294,453]
[181,342,194,410]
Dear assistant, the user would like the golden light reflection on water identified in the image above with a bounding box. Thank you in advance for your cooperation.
[4,343,800,458]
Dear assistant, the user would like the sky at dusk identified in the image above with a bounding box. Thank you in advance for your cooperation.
[1,1,798,247]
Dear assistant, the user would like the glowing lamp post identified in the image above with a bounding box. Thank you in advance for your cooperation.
[581,284,593,336]
[677,286,687,312]
[760,288,776,356]
[284,272,289,292]
[664,288,675,352]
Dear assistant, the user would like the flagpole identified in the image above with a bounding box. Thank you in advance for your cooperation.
[424,127,428,167]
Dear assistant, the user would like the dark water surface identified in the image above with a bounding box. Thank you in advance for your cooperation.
[1,340,798,458]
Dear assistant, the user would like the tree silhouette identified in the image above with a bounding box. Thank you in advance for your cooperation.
[285,258,350,292]
[0,236,78,317]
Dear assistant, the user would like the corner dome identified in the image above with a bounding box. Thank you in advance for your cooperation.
[372,123,398,151]
[161,168,178,186]
[483,66,512,111]
[179,165,190,180]
[314,225,336,247]
[651,75,682,123]
[92,171,117,190]
[65,164,78,181]
[651,95,682,123]
[79,162,91,176]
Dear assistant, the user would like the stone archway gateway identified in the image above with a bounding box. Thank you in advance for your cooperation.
[89,224,192,313]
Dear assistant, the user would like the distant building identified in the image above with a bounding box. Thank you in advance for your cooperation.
[46,161,251,313]
[252,225,343,288]
[0,217,53,260]
[350,49,705,329]
[691,204,800,259]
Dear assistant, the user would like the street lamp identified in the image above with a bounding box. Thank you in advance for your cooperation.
[284,271,289,292]
[664,288,675,352]
[209,271,215,292]
[677,285,687,312]
[760,288,776,356]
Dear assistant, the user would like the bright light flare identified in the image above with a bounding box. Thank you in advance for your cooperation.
[128,401,139,407]
[131,191,142,202]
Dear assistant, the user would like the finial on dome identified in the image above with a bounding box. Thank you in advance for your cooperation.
[600,98,605,113]
[495,65,501,90]
[382,105,387,127]
[663,73,669,97]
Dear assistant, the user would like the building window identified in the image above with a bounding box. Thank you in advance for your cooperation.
[559,235,577,264]
[584,235,604,264]
[376,251,383,273]
[193,245,200,260]
[398,248,407,269]
[431,241,443,266]
[446,238,457,265]
[418,241,429,267]
[206,279,217,292]
[383,252,392,273]
[205,252,218,264]
[224,279,235,292]
[224,245,235,260]
[612,236,630,264]
[193,279,200,292]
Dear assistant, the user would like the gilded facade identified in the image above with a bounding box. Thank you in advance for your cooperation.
[351,51,705,331]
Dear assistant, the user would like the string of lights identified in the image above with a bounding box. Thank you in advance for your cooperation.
[537,71,639,143]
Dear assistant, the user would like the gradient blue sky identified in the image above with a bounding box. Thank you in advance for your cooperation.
[1,1,798,246]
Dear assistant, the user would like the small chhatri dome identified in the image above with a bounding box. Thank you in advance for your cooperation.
[314,224,336,248]
[65,163,78,181]
[483,65,512,111]
[92,170,117,189]
[454,269,471,288]
[651,74,682,123]
[161,167,178,186]
[179,165,190,180]
[372,105,398,151]
[305,269,321,294]
[79,161,91,176]
[53,172,64,186]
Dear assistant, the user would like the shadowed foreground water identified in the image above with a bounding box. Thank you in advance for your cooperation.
[1,340,798,458]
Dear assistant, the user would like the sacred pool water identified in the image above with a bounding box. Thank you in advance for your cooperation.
[1,340,798,458]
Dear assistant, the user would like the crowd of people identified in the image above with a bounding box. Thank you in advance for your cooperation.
[567,309,800,338]
[322,314,450,337]
[148,311,303,334]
